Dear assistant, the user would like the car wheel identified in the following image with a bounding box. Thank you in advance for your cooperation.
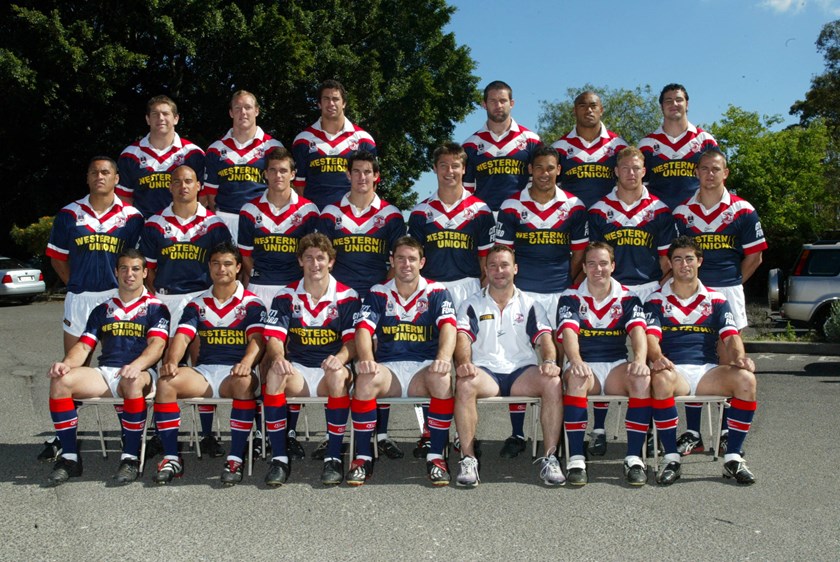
[767,268,784,311]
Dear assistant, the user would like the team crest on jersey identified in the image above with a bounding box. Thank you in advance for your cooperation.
[464,208,475,220]
[520,210,529,222]
[514,312,524,323]
[334,216,343,229]
[579,303,588,316]
[175,154,184,165]
[257,147,265,158]
[136,304,147,317]
[374,216,385,228]
[567,147,575,156]
[255,214,263,225]
[722,211,734,224]
[327,305,338,320]
[385,300,396,316]
[106,304,116,318]
[140,156,148,166]
[689,140,700,152]
[308,141,318,153]
[664,303,673,315]
[164,224,173,236]
[197,223,206,235]
[349,140,359,151]
[417,298,429,314]
[557,208,569,220]
[701,301,712,316]
[292,303,303,318]
[199,306,206,319]
[610,303,622,319]
[220,149,228,158]
[606,210,614,220]
[686,215,695,225]
[425,210,434,222]
[606,147,615,157]
[75,213,86,225]
[291,213,302,226]
[235,305,247,320]
[516,138,527,150]
[652,143,660,153]
[643,209,654,222]
[477,142,485,152]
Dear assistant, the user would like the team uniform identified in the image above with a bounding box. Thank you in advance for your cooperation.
[673,190,767,329]
[292,118,376,210]
[462,119,541,211]
[204,127,283,236]
[407,191,495,308]
[117,133,206,218]
[47,290,171,469]
[47,196,144,336]
[588,187,676,303]
[318,194,405,300]
[139,203,232,330]
[496,186,588,323]
[552,126,628,209]
[457,288,552,395]
[237,191,319,305]
[638,124,718,210]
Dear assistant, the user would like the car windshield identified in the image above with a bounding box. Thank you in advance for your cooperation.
[0,257,25,269]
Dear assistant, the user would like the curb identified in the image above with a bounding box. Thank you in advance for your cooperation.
[744,341,840,355]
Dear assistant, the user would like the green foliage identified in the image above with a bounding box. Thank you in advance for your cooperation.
[823,301,840,343]
[10,216,54,258]
[708,105,837,269]
[0,0,479,253]
[791,19,840,134]
[536,83,661,145]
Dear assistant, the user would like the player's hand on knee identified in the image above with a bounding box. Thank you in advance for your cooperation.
[356,360,378,377]
[627,360,650,378]
[456,362,478,379]
[118,364,142,380]
[568,360,592,379]
[429,359,452,376]
[321,355,342,373]
[269,358,294,377]
[730,356,755,373]
[48,362,70,378]
[540,362,561,378]
[650,357,673,372]
[160,362,179,378]
[230,362,253,378]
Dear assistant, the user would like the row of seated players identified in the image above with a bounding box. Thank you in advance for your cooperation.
[42,139,762,480]
[43,233,757,489]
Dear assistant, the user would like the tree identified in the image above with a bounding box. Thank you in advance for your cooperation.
[536,83,661,145]
[0,0,479,255]
[708,105,837,279]
[790,19,840,134]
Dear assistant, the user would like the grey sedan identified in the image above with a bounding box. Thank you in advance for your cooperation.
[0,256,46,303]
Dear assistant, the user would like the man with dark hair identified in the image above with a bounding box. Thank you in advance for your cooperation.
[463,81,541,211]
[44,249,170,485]
[453,245,564,487]
[204,90,283,239]
[552,90,629,209]
[152,241,266,487]
[639,84,718,210]
[646,236,758,486]
[292,80,377,209]
[117,95,206,218]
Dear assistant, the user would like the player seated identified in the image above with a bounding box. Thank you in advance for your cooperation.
[261,233,359,487]
[646,236,758,485]
[152,241,265,486]
[349,237,457,486]
[45,249,170,486]
[453,245,564,487]
[557,242,651,486]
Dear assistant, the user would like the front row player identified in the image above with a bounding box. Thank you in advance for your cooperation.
[45,249,170,486]
[557,242,651,486]
[261,233,360,487]
[153,241,266,486]
[646,236,758,485]
[453,245,565,487]
[351,236,457,486]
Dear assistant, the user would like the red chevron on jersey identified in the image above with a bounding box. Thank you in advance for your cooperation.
[639,125,715,161]
[552,126,628,209]
[144,204,227,247]
[239,193,319,249]
[674,192,760,236]
[423,197,487,232]
[209,134,274,166]
[177,283,264,340]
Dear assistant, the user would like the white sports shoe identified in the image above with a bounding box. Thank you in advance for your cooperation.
[456,456,480,488]
[538,454,566,486]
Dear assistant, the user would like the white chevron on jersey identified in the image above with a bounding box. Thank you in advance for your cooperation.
[674,192,757,234]
[144,204,220,245]
[638,125,715,160]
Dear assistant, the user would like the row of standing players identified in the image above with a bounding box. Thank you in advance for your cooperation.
[40,79,763,487]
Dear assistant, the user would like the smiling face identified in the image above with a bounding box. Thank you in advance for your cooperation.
[319,88,346,121]
[669,247,702,284]
[209,251,241,288]
[146,102,179,137]
[298,246,334,284]
[660,88,688,122]
[485,248,517,292]
[347,159,379,197]
[116,256,147,293]
[583,247,615,290]
[529,154,560,195]
[434,153,465,191]
[390,244,425,286]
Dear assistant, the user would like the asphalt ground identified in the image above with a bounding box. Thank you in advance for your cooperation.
[2,301,839,561]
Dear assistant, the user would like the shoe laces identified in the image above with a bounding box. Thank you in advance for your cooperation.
[534,448,561,474]
[458,456,479,479]
[225,459,242,473]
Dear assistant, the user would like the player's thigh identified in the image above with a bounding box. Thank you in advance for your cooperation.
[510,365,560,397]
[52,366,112,398]
[408,365,452,398]
[695,364,754,397]
[604,362,649,397]
[356,362,400,398]
[116,370,154,399]
[164,367,213,398]
[455,367,501,400]
[219,372,258,398]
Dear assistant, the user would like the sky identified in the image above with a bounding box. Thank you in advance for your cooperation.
[413,0,839,199]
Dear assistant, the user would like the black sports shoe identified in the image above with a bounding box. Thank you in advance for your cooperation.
[499,435,526,458]
[221,459,244,486]
[566,466,588,487]
[264,459,290,487]
[427,458,450,486]
[377,437,404,459]
[113,458,140,485]
[286,430,305,460]
[624,461,648,486]
[413,432,431,458]
[252,431,264,458]
[37,437,62,463]
[144,434,164,461]
[723,459,756,485]
[656,461,682,486]
[200,435,226,458]
[311,439,329,460]
[646,432,663,457]
[717,432,744,457]
[588,432,607,456]
[154,457,184,484]
[346,458,373,486]
[46,456,82,486]
[676,431,705,456]
[321,459,343,486]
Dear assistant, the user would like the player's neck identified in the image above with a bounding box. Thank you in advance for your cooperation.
[662,118,688,137]
[303,276,330,301]
[615,184,642,205]
[671,279,700,299]
[528,186,554,205]
[321,115,345,135]
[586,278,612,301]
[348,190,375,210]
[232,125,257,144]
[211,281,238,302]
[117,286,144,303]
[148,131,175,150]
[266,188,292,209]
[172,200,198,219]
[486,118,512,136]
[88,192,116,213]
[576,123,601,142]
[697,186,725,208]
[488,285,515,309]
[395,278,420,300]
[437,185,464,207]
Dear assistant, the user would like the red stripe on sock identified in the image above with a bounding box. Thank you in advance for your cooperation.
[49,397,76,413]
[429,397,454,415]
[628,398,652,408]
[564,395,588,409]
[232,399,256,410]
[123,397,146,414]
[653,397,675,409]
[730,398,757,411]
[351,398,377,414]
[264,393,287,407]
[154,402,180,414]
[289,404,302,413]
[197,405,215,414]
[328,395,350,409]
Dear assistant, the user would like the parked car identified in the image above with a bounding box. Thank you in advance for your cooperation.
[769,240,840,335]
[0,256,46,303]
